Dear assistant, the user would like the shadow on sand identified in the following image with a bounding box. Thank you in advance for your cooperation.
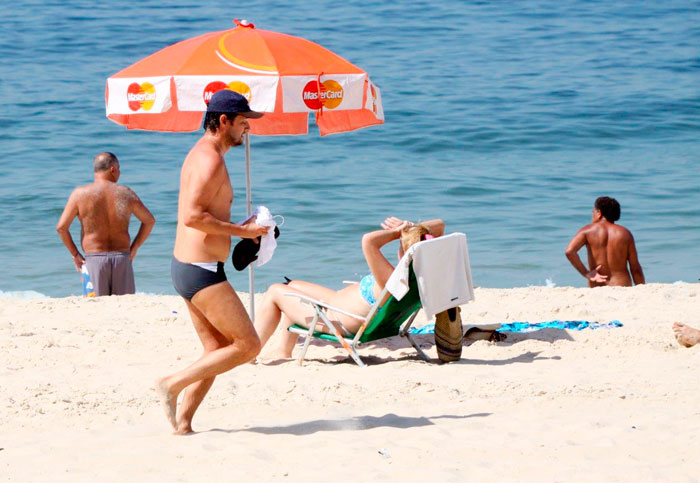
[206,412,491,436]
[457,350,561,365]
[339,350,561,366]
[268,326,574,366]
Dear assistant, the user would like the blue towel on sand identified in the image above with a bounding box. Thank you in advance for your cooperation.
[409,320,622,335]
[496,320,622,333]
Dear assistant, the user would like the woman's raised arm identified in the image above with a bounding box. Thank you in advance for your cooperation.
[361,221,408,290]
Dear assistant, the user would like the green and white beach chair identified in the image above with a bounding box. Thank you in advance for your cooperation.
[287,268,425,367]
[286,232,474,367]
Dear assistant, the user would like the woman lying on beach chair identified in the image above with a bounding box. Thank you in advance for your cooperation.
[253,216,445,361]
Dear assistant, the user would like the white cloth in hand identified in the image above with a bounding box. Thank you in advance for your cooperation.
[254,206,277,267]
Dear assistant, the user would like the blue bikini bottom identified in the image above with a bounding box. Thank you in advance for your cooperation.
[359,274,376,306]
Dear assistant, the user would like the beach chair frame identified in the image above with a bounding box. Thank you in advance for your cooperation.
[285,267,430,367]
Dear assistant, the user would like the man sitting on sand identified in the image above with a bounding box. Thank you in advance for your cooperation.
[565,196,645,287]
[56,152,155,296]
[672,323,700,347]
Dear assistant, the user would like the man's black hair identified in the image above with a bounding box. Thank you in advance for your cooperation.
[595,196,621,222]
[203,111,239,132]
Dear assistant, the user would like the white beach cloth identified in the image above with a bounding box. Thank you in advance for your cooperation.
[385,232,475,319]
[253,206,277,267]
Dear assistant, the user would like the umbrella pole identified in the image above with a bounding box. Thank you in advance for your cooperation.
[245,133,255,321]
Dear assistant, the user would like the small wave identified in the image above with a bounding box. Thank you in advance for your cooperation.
[525,278,557,288]
[0,290,49,299]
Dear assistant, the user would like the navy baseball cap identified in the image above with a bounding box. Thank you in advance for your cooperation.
[206,89,263,118]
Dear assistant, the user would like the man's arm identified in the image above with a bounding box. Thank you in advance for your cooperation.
[627,233,645,285]
[56,189,85,272]
[182,156,268,239]
[128,190,156,261]
[565,227,608,284]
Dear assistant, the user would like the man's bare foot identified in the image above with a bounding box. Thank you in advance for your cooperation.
[173,423,193,435]
[672,322,700,348]
[154,377,177,429]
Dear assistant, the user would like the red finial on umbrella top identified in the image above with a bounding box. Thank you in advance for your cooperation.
[234,19,255,29]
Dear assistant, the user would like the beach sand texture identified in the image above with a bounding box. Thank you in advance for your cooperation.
[2,283,699,481]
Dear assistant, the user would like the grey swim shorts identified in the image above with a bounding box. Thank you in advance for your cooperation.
[84,251,135,296]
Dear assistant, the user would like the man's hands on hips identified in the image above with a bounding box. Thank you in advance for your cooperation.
[585,265,609,283]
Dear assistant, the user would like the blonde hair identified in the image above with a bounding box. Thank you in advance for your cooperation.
[400,223,431,252]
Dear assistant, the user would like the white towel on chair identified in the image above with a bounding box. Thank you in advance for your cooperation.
[386,232,474,319]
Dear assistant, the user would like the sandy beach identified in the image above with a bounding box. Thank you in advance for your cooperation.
[2,283,699,481]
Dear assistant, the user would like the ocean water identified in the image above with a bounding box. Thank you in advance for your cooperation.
[1,0,699,298]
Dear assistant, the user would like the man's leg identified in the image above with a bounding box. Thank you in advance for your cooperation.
[84,254,111,296]
[173,300,229,434]
[110,252,135,295]
[156,281,260,434]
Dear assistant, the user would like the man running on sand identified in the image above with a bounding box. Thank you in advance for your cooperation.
[565,196,645,287]
[56,152,155,295]
[156,90,269,435]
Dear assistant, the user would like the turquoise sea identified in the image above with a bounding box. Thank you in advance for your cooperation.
[1,1,699,298]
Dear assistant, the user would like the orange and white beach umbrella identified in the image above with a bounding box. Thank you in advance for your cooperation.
[105,20,384,315]
[105,19,384,136]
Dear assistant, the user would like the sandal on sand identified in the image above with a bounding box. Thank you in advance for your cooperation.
[463,327,507,342]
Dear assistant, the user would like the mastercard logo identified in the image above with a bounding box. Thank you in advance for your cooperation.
[127,82,156,112]
[203,81,252,104]
[302,80,343,110]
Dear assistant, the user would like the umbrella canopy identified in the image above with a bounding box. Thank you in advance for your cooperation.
[105,20,384,317]
[106,19,384,135]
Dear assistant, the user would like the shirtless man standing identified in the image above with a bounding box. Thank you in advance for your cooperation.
[565,196,645,287]
[56,152,155,296]
[155,90,269,435]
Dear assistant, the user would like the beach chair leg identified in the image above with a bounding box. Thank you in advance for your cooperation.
[346,349,366,367]
[399,310,420,335]
[348,342,366,368]
[400,311,432,363]
[297,310,320,366]
[321,314,366,367]
[406,333,432,363]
